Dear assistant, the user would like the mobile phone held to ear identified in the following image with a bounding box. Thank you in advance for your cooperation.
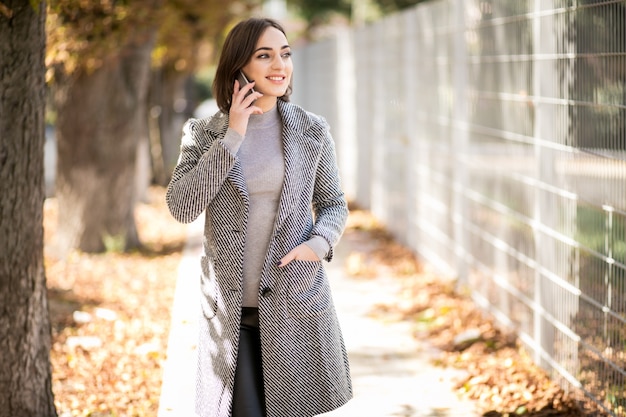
[237,71,256,100]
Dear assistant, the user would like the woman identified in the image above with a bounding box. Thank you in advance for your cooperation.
[166,17,352,417]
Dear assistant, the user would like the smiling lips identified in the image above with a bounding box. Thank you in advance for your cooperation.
[267,76,286,82]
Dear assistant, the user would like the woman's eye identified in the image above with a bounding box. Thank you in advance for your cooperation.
[257,54,269,59]
[282,51,292,58]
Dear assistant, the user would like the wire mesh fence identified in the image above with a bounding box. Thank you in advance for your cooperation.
[291,1,626,415]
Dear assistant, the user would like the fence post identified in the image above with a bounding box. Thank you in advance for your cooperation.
[335,29,357,202]
[452,0,469,285]
[532,0,559,369]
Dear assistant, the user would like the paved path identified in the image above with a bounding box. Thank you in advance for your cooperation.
[158,217,203,417]
[158,218,480,417]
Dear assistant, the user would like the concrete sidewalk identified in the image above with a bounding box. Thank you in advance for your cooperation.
[158,218,480,417]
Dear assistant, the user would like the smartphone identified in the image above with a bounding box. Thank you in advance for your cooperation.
[237,71,256,100]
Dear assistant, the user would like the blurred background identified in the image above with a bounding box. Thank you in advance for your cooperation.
[43,0,626,416]
[43,0,424,253]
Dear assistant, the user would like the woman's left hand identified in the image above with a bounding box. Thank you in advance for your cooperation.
[277,244,320,267]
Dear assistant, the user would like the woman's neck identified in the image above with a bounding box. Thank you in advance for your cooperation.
[255,96,278,113]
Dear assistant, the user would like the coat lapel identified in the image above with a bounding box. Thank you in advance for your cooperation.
[273,101,321,232]
[227,160,249,207]
[203,102,322,227]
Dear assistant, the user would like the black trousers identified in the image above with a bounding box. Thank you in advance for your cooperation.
[232,307,266,417]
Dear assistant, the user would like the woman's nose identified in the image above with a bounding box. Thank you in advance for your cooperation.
[271,55,285,69]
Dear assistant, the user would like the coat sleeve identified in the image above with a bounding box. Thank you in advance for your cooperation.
[310,118,349,262]
[166,118,239,224]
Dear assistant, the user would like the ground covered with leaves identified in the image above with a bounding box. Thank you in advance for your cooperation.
[45,187,187,416]
[344,208,613,417]
[45,190,612,417]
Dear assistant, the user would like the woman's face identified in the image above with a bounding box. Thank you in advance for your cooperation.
[241,26,293,109]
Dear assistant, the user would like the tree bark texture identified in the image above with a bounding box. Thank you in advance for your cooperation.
[53,33,154,253]
[0,1,57,416]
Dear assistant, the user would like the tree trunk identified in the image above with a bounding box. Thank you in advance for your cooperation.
[53,33,154,254]
[0,1,57,416]
[148,68,194,186]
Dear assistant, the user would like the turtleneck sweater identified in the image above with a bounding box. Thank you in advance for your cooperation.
[220,105,329,307]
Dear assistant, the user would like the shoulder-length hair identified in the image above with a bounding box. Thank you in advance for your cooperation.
[213,17,292,114]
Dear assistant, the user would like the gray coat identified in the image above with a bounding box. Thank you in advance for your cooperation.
[166,100,352,417]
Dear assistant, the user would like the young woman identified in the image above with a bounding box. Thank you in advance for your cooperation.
[166,17,352,417]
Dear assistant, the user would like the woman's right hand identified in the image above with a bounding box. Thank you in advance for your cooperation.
[228,79,263,136]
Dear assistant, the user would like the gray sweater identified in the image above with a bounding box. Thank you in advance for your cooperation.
[220,105,329,307]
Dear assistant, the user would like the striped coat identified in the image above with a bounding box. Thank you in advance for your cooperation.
[166,100,352,417]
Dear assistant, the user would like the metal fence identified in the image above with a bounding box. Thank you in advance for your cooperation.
[291,0,626,415]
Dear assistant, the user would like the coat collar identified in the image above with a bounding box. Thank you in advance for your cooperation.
[204,100,316,137]
[274,101,322,233]
[204,100,323,233]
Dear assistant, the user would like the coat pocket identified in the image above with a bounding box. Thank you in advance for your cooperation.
[200,256,218,319]
[285,260,331,318]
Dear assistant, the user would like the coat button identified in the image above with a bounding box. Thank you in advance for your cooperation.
[261,287,272,297]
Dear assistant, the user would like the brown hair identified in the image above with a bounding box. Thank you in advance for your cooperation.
[213,17,292,114]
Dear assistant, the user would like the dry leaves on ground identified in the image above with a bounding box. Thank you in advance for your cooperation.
[44,191,614,417]
[45,187,188,417]
[343,208,611,417]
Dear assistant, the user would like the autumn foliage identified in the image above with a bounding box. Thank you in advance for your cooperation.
[45,0,258,82]
[344,209,612,417]
[45,188,187,416]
